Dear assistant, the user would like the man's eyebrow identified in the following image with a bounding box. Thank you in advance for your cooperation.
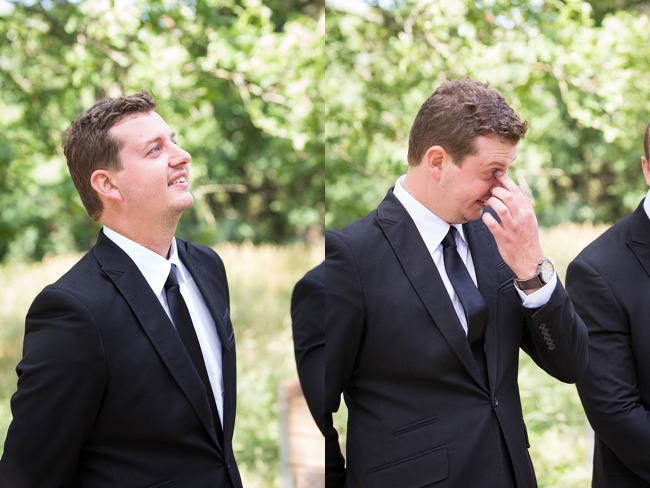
[143,132,176,146]
[492,161,509,168]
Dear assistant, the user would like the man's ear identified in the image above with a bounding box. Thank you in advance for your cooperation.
[424,146,448,181]
[90,169,123,203]
[643,157,650,187]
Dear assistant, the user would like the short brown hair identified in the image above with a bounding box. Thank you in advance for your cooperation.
[62,91,157,221]
[644,120,650,161]
[407,78,528,166]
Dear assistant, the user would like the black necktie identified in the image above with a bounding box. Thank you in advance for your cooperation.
[442,226,488,384]
[165,264,223,439]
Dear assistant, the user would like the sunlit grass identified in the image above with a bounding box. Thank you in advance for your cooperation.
[0,242,323,488]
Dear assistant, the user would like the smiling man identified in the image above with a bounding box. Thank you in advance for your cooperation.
[0,92,242,487]
[326,78,588,487]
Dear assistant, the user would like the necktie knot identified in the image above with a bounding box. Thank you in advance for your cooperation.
[165,263,179,289]
[442,226,458,249]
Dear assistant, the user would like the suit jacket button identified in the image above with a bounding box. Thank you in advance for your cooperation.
[543,333,552,340]
[548,343,556,350]
[538,323,547,330]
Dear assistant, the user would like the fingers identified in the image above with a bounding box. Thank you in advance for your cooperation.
[481,210,500,235]
[481,209,509,243]
[495,171,529,203]
[493,171,518,192]
[487,180,521,226]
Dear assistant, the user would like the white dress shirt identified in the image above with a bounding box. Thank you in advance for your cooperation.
[103,226,224,426]
[393,175,556,335]
[644,189,650,220]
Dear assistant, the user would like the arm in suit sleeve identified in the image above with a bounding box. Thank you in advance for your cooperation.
[0,288,106,487]
[519,278,588,384]
[326,231,368,487]
[566,258,650,481]
[291,262,347,488]
[291,262,325,433]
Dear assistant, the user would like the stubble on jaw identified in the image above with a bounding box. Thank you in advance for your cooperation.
[163,194,195,229]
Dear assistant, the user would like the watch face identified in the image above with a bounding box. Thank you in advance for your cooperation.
[540,260,555,283]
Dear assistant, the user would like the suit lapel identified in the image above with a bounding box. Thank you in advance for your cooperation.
[375,191,487,389]
[177,241,231,347]
[176,240,236,444]
[92,231,224,454]
[628,200,650,279]
[465,218,499,391]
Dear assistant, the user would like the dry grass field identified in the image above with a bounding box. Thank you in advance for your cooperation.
[0,223,609,486]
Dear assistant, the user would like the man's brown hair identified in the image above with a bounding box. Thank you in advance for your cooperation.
[643,122,650,161]
[407,78,528,166]
[62,91,157,221]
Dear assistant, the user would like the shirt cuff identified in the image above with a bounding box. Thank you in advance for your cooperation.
[515,272,557,308]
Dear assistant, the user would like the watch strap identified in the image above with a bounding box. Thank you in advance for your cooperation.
[514,274,545,291]
[514,258,552,291]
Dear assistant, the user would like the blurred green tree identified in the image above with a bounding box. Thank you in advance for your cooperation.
[0,0,324,262]
[325,0,650,231]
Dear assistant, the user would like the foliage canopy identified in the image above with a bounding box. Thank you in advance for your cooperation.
[325,0,650,231]
[0,0,324,262]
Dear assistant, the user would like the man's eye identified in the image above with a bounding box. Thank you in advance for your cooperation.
[150,145,161,154]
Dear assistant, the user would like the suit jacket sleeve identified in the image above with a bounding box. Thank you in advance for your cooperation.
[519,278,588,384]
[567,258,650,481]
[0,288,106,487]
[290,262,325,433]
[325,231,367,487]
[325,233,366,413]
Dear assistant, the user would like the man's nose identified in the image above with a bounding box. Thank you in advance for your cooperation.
[171,144,191,166]
[488,179,504,192]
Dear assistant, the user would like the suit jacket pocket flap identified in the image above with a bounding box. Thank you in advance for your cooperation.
[393,415,438,436]
[148,481,174,488]
[367,446,448,488]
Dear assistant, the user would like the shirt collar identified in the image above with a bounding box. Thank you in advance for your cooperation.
[644,190,650,221]
[102,226,185,297]
[393,175,467,248]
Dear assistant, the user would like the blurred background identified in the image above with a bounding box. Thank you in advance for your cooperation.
[0,0,324,260]
[326,0,650,231]
[0,0,323,487]
[325,0,650,486]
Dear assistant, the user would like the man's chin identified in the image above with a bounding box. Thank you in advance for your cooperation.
[461,210,481,223]
[177,194,195,212]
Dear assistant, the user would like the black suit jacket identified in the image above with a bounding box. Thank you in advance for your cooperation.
[290,262,346,488]
[326,190,588,488]
[291,262,325,433]
[567,200,650,487]
[0,230,242,488]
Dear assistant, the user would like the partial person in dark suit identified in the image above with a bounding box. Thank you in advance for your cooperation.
[291,262,346,488]
[0,92,242,487]
[326,78,588,487]
[291,262,325,430]
[566,120,650,487]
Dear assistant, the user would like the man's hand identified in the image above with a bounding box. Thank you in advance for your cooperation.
[482,171,545,293]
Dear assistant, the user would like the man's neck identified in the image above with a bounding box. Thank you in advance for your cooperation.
[99,219,177,258]
[402,168,442,218]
